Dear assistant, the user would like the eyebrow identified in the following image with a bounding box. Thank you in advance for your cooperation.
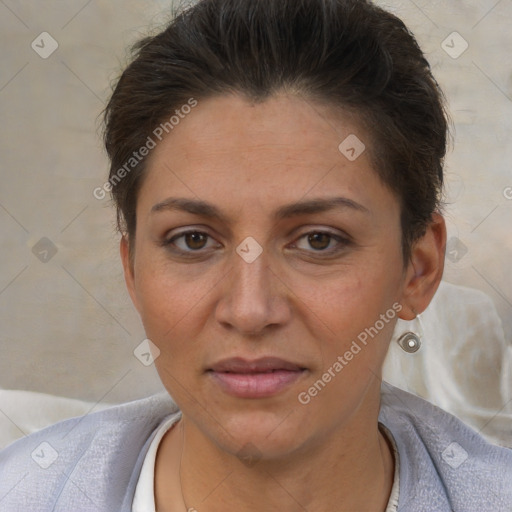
[150,196,370,222]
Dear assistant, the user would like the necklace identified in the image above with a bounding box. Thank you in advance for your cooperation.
[177,420,192,512]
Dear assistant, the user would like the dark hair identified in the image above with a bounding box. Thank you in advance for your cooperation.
[103,0,448,263]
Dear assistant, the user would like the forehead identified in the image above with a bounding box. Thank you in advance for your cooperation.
[150,93,367,165]
[137,93,396,220]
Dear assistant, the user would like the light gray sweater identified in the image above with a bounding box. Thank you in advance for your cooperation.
[0,382,511,511]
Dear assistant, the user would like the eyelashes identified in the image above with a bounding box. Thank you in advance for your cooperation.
[162,229,352,257]
[293,231,349,253]
[165,231,215,252]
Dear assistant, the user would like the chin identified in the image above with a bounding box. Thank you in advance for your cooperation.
[207,406,311,462]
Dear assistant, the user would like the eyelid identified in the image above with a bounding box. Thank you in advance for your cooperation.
[290,229,352,253]
[290,224,352,242]
[161,228,221,254]
[162,226,351,257]
[292,226,351,240]
[166,227,212,241]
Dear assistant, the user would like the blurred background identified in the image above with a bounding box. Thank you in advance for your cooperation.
[0,0,511,419]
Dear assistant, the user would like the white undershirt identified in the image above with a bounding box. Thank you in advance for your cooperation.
[132,418,400,512]
[132,414,181,512]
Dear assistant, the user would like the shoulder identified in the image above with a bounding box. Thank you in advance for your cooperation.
[379,381,512,511]
[0,392,179,511]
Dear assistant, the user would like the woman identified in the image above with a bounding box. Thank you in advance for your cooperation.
[1,0,511,510]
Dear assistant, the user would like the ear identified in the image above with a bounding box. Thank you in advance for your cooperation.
[120,235,141,313]
[398,212,447,321]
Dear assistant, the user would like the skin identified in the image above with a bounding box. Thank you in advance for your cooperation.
[120,93,446,511]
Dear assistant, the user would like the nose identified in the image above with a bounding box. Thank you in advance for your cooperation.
[214,245,291,336]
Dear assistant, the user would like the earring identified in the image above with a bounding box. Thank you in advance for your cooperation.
[397,313,424,353]
[397,331,421,353]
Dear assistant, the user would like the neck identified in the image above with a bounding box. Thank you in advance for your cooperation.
[155,389,394,512]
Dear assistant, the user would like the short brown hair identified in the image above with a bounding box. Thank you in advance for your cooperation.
[103,0,448,263]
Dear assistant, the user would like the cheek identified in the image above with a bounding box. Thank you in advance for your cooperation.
[292,274,399,422]
[133,247,207,331]
[133,267,194,365]
[133,264,205,398]
[292,260,398,334]
[132,254,223,388]
[288,257,401,378]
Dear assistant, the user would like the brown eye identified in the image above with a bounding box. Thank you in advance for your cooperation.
[164,230,217,253]
[293,230,350,255]
[184,232,208,250]
[307,232,332,250]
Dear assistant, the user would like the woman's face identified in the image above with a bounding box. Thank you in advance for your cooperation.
[123,93,419,459]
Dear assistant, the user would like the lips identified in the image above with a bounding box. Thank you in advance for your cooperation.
[207,357,307,398]
[208,357,304,373]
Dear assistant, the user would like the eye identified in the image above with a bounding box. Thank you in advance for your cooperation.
[162,228,350,256]
[293,230,350,254]
[164,230,219,253]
